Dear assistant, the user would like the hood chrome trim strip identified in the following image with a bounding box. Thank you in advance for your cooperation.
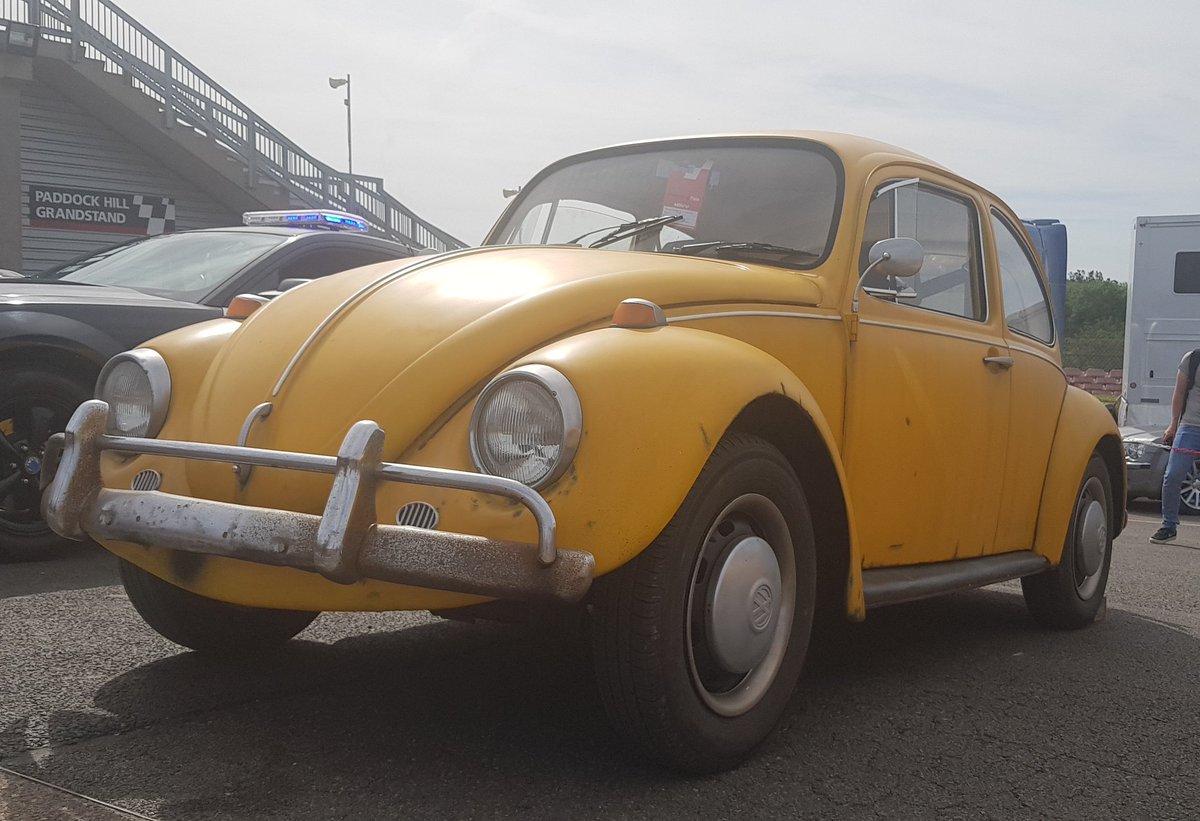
[271,246,500,398]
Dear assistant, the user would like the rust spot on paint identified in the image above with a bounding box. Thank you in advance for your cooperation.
[700,424,712,450]
[167,550,208,585]
[586,520,596,529]
[905,417,911,426]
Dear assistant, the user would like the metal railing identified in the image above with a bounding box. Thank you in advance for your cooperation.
[1,0,466,251]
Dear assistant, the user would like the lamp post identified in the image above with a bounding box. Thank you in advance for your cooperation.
[328,74,352,176]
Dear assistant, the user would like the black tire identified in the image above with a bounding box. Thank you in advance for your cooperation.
[1022,454,1113,629]
[120,559,319,653]
[0,368,91,562]
[589,433,817,773]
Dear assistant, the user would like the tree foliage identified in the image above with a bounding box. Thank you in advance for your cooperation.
[1062,270,1127,371]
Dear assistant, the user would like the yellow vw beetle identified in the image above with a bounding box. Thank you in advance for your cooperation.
[43,133,1124,773]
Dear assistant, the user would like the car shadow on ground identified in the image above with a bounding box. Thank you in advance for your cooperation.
[6,586,1199,819]
[0,541,117,600]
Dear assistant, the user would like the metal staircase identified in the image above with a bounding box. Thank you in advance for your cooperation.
[1,0,466,251]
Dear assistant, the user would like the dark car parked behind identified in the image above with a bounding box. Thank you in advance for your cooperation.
[0,210,416,560]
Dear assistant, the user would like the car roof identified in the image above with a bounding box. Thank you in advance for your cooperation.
[157,225,412,249]
[553,130,952,175]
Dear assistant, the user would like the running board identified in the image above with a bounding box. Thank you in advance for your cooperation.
[862,550,1050,609]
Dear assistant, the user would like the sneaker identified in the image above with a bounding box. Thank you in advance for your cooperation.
[1150,527,1177,544]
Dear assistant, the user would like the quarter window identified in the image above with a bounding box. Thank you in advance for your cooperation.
[991,211,1054,344]
[1174,251,1200,294]
[862,180,986,321]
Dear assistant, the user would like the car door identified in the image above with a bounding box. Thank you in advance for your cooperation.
[988,206,1066,551]
[844,173,1012,568]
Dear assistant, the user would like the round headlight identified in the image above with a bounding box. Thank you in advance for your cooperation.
[469,365,582,489]
[95,349,171,438]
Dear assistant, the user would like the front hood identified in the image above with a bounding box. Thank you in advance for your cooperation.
[0,281,198,310]
[189,246,825,469]
[1119,425,1162,443]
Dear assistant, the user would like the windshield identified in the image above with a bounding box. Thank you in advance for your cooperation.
[489,139,843,269]
[48,231,289,300]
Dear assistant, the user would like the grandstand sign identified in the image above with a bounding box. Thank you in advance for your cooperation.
[27,185,176,236]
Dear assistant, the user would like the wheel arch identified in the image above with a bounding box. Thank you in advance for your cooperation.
[1095,432,1126,537]
[1033,387,1127,562]
[0,341,104,389]
[727,394,858,621]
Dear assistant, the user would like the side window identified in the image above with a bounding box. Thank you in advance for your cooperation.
[861,180,986,321]
[280,246,402,281]
[991,211,1054,344]
[1174,252,1200,294]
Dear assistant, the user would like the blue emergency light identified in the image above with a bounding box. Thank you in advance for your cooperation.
[242,209,370,232]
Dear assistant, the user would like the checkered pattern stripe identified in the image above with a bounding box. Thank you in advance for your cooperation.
[133,195,176,235]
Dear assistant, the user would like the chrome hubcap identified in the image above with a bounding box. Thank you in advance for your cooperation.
[1072,476,1108,599]
[1075,499,1106,578]
[686,493,796,718]
[706,536,782,675]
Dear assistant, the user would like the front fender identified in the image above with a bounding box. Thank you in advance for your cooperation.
[0,310,123,366]
[1033,386,1126,561]
[407,324,862,614]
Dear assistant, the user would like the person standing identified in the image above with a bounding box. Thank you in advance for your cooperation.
[1151,349,1200,543]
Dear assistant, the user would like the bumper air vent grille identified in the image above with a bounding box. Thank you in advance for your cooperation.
[396,501,439,530]
[131,469,162,492]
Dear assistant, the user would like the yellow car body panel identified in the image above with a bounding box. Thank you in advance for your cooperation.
[1032,386,1126,561]
[81,131,1121,622]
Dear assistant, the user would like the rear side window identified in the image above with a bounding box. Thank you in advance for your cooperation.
[991,210,1054,344]
[279,246,404,281]
[1174,251,1200,294]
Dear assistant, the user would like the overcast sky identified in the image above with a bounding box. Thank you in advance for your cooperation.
[115,0,1200,281]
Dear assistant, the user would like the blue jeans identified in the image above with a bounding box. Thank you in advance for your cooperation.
[1161,424,1200,528]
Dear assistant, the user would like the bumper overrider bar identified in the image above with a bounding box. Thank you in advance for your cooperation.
[42,401,595,604]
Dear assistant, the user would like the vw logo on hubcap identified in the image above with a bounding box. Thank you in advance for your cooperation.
[750,583,774,632]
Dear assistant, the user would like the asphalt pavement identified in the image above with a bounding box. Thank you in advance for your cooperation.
[1,504,1197,820]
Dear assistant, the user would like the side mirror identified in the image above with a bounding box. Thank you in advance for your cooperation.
[866,237,924,279]
[853,237,925,312]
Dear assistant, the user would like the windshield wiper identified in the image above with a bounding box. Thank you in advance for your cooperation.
[565,215,684,249]
[663,240,820,263]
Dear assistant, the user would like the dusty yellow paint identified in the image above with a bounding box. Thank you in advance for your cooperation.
[1032,387,1125,561]
[91,131,1118,621]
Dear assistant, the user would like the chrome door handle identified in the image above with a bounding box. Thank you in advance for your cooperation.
[983,356,1014,369]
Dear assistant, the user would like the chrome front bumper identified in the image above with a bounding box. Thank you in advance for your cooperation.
[42,401,595,604]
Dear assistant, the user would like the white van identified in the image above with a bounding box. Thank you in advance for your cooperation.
[1121,214,1200,429]
[1120,214,1200,512]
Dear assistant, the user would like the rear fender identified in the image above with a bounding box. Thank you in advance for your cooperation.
[1033,386,1127,561]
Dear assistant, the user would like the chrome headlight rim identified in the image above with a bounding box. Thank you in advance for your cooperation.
[468,364,582,490]
[95,348,172,438]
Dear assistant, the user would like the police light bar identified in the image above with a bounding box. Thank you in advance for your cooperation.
[242,209,369,232]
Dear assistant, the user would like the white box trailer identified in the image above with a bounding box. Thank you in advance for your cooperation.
[1121,214,1200,428]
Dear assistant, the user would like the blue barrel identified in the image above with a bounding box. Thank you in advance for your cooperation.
[1022,219,1068,342]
